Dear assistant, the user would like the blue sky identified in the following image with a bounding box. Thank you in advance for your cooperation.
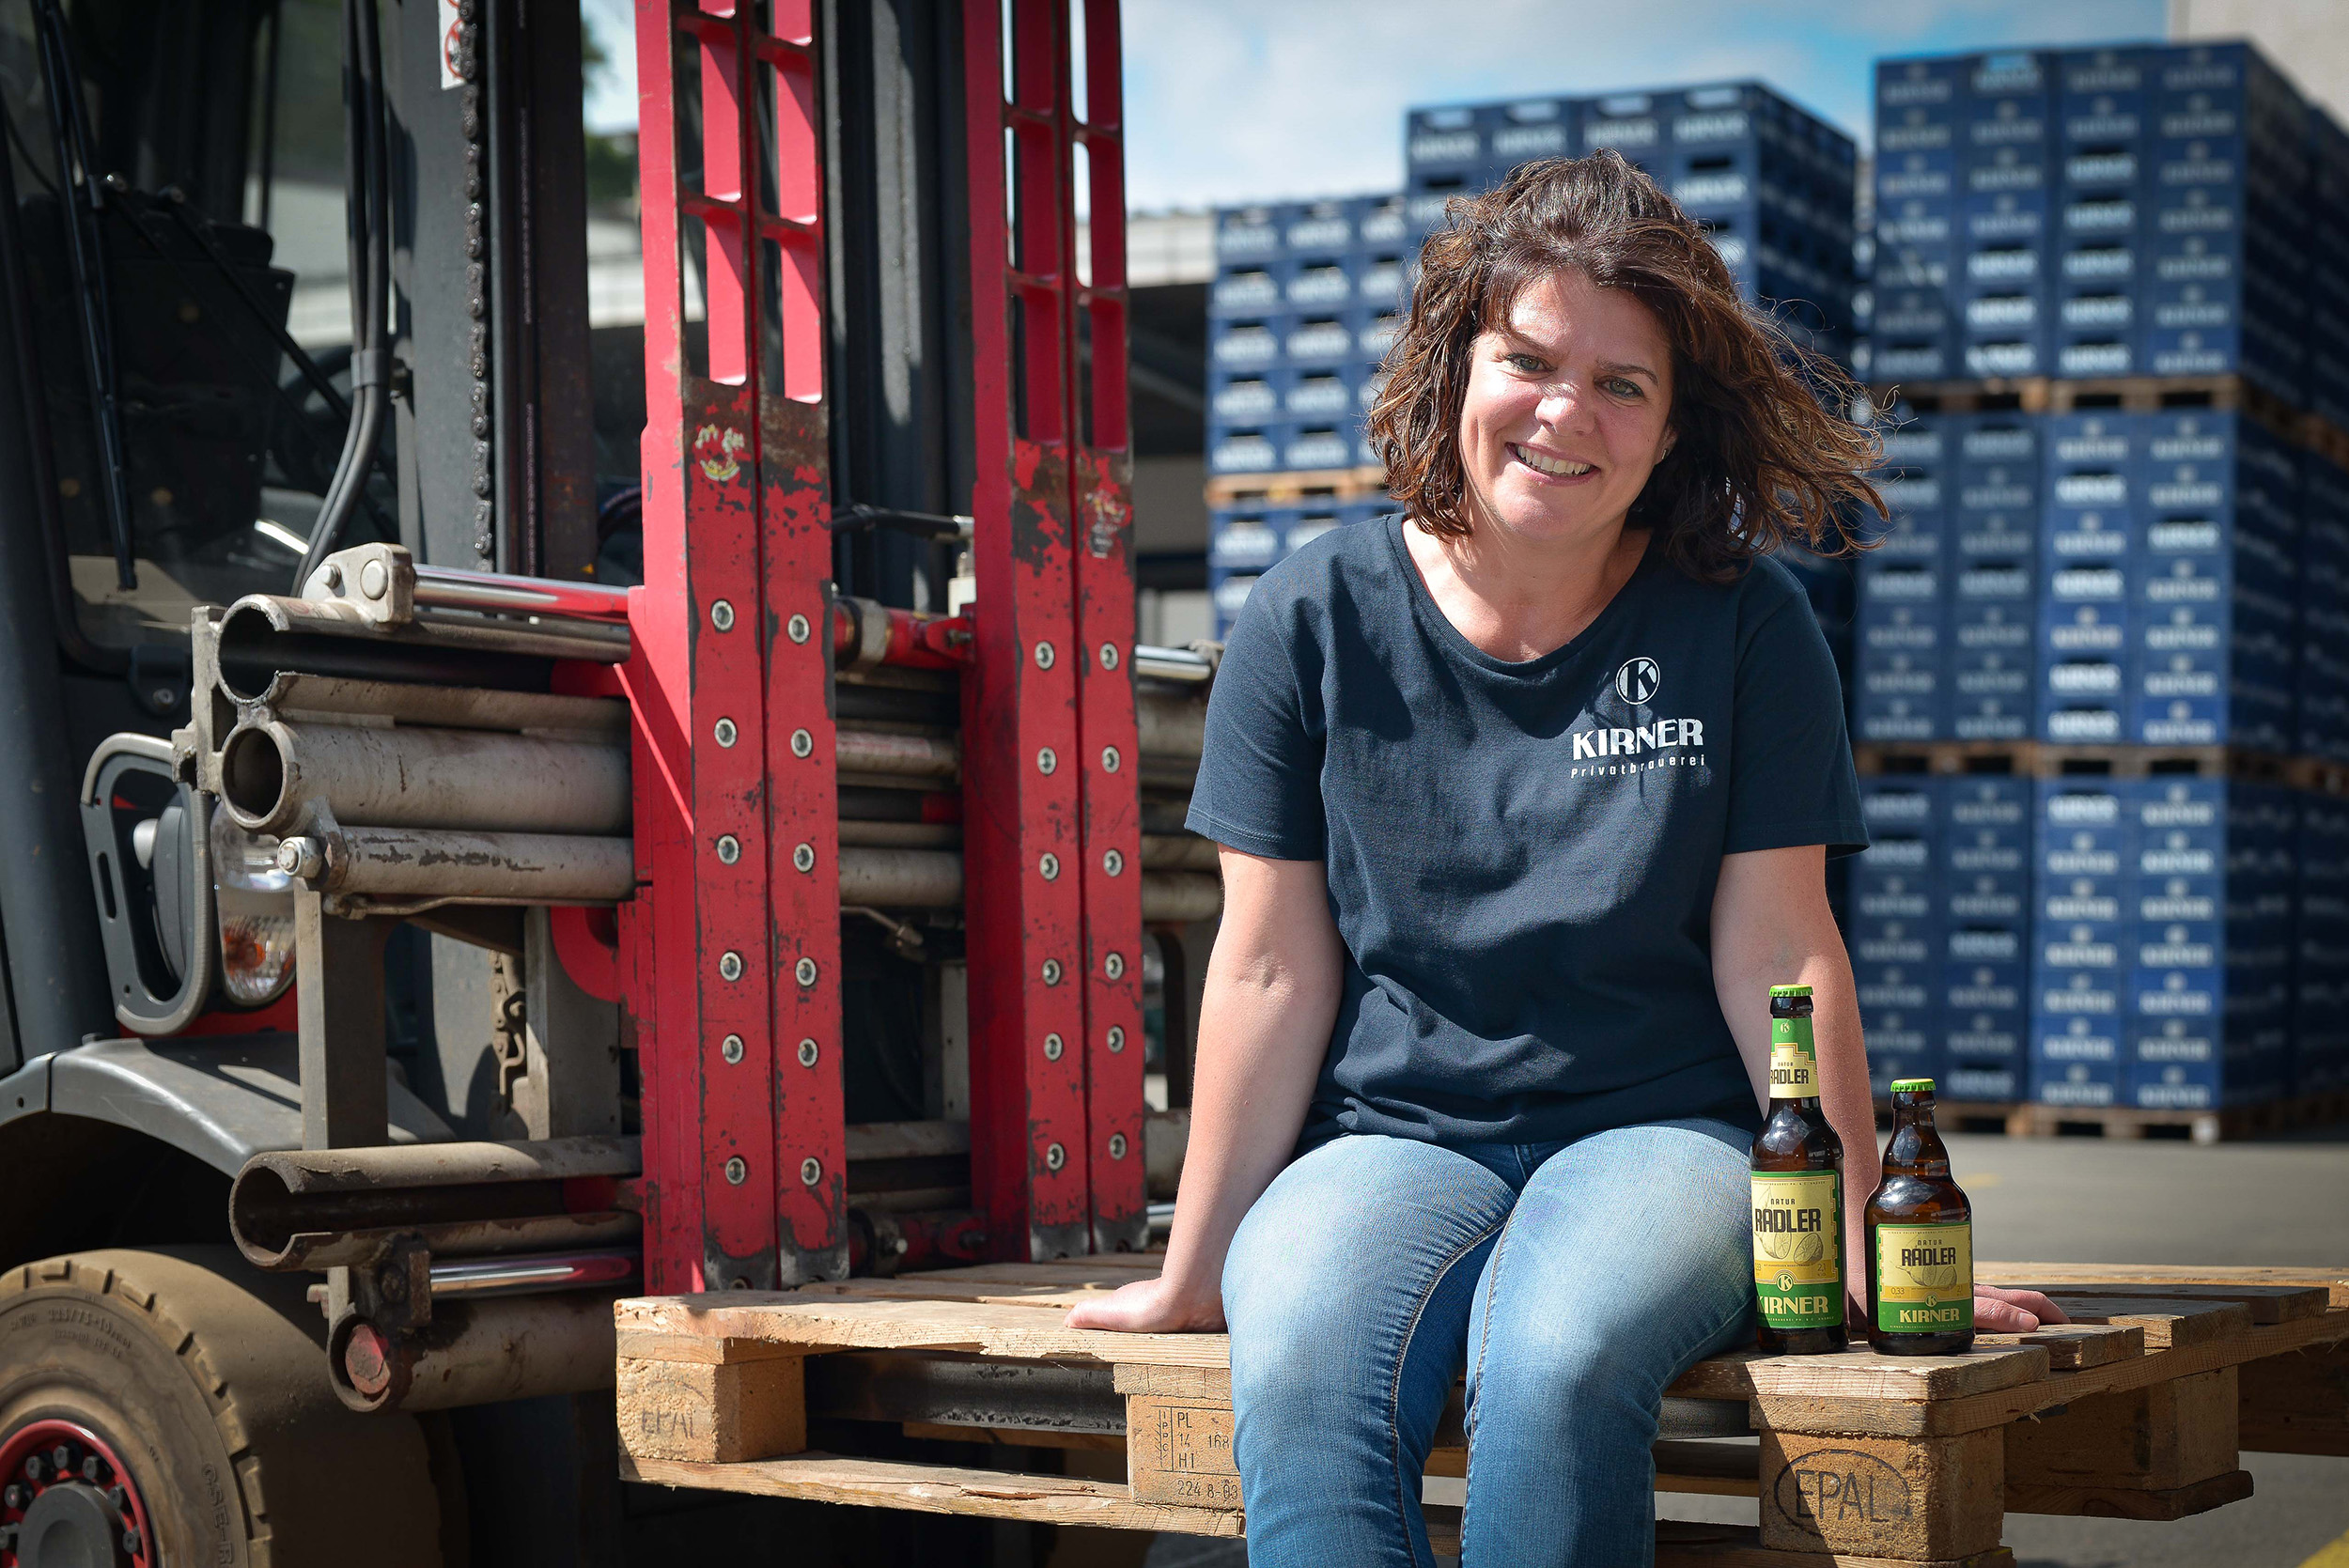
[583,0,2171,210]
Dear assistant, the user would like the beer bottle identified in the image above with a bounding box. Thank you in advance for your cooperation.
[1864,1079,1974,1355]
[1750,984,1846,1354]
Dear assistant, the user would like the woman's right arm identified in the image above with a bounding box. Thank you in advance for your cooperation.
[1064,847,1346,1332]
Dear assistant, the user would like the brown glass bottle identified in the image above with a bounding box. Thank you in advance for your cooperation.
[1750,985,1846,1354]
[1864,1079,1974,1355]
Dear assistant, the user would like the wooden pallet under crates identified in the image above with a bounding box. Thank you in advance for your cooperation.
[614,1257,2349,1566]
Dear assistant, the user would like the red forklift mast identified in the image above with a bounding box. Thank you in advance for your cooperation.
[626,0,1144,1294]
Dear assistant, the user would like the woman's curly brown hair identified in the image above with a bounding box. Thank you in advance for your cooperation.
[1364,150,1883,581]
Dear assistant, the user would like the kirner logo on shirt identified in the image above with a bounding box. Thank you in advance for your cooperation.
[1568,657,1709,774]
[1615,655,1661,705]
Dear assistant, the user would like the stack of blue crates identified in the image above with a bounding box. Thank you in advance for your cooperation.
[1403,82,1858,361]
[2029,776,2297,1110]
[1853,411,2042,742]
[2301,452,2349,763]
[2295,795,2349,1093]
[1943,775,2034,1099]
[1849,774,2033,1100]
[1207,196,1414,480]
[1852,777,1942,1093]
[1856,408,2300,749]
[1872,42,2313,399]
[1206,498,1391,634]
[2036,411,2298,750]
[2310,115,2349,431]
[1206,197,1418,633]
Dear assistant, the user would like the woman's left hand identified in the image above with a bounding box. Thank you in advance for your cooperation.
[1973,1285,2068,1332]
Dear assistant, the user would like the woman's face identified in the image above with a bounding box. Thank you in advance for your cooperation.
[1455,269,1675,551]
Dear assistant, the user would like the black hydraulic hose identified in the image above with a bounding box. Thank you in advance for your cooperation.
[293,0,392,592]
[28,0,136,590]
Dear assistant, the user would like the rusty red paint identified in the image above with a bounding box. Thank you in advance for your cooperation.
[761,396,847,1281]
[1068,0,1146,1251]
[960,0,1145,1261]
[961,3,1097,1263]
[630,0,841,1291]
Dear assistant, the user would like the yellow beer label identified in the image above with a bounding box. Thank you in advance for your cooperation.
[1769,1016,1818,1099]
[1751,1172,1841,1329]
[1875,1221,1973,1334]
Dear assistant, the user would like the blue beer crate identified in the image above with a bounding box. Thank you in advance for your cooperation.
[1853,884,1935,946]
[1209,259,1288,318]
[1946,865,2029,926]
[1485,98,1577,179]
[1207,508,1290,573]
[1856,665,1943,742]
[1207,368,1283,426]
[1949,653,2032,739]
[1578,89,1670,157]
[2030,1058,2125,1108]
[1207,426,1285,476]
[1405,106,1486,192]
[1214,205,1285,262]
[1208,567,1261,638]
[1949,1005,2029,1062]
[1954,508,2038,565]
[1953,599,2031,663]
[1282,313,1359,369]
[1854,916,1939,970]
[1868,1036,1946,1098]
[1206,316,1286,372]
[1281,424,1355,473]
[1278,198,1359,256]
[1944,1058,2022,1101]
[1878,147,1957,205]
[1857,960,1937,1019]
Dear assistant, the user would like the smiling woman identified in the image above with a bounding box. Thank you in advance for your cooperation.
[1064,153,2063,1568]
[1372,149,1883,582]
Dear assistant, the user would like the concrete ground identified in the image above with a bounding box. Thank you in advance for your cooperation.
[1116,1122,2349,1568]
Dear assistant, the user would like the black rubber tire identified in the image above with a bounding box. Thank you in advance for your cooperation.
[0,1246,447,1568]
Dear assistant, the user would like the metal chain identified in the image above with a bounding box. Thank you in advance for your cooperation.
[456,1,494,564]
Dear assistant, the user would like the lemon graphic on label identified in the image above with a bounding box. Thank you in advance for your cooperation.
[1912,1261,1962,1291]
[1759,1229,1792,1262]
[1790,1232,1826,1265]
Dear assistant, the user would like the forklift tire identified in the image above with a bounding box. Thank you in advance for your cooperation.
[0,1246,450,1568]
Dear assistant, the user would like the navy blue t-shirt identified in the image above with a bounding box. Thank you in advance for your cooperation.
[1187,514,1868,1151]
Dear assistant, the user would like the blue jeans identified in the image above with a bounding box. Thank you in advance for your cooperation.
[1221,1122,1754,1568]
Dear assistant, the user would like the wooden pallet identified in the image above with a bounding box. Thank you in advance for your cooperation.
[2005,1093,2349,1145]
[1202,463,1389,506]
[1872,1096,2349,1144]
[1868,376,2349,476]
[614,1259,2349,1564]
[1851,741,2302,785]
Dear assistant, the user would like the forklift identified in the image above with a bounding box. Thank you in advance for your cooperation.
[0,0,1212,1560]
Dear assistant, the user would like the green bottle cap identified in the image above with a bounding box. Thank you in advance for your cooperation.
[1890,1078,1936,1094]
[1767,984,1813,998]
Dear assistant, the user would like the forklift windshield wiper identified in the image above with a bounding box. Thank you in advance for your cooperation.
[831,503,975,542]
[29,0,136,590]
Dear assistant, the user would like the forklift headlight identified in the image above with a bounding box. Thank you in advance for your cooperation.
[210,813,296,1004]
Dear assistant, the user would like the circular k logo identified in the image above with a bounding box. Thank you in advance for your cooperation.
[1615,656,1661,706]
